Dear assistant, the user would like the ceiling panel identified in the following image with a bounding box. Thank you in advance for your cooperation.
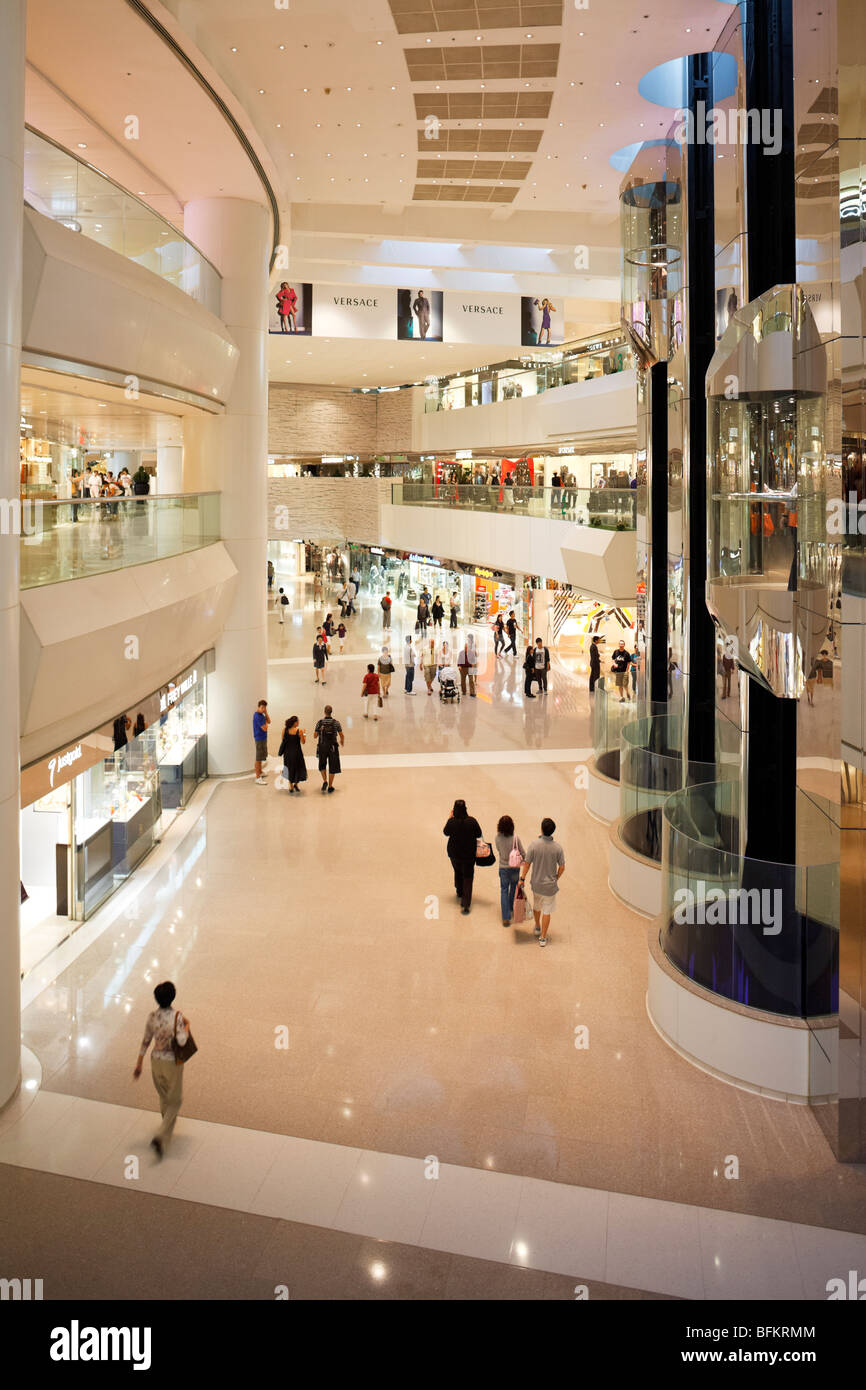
[389,1,563,34]
[405,43,559,81]
[416,128,543,151]
[417,158,532,178]
[414,91,553,119]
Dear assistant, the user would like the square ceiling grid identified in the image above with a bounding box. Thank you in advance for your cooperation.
[415,127,542,152]
[416,157,532,178]
[389,0,563,35]
[412,182,518,202]
[405,43,559,81]
[414,91,553,119]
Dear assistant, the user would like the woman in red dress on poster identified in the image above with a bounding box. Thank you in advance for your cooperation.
[276,281,298,333]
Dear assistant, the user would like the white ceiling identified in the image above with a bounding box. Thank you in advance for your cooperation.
[26,0,730,390]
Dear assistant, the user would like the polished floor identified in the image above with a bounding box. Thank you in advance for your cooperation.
[6,571,866,1299]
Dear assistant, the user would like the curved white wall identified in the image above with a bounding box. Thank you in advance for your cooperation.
[23,206,239,404]
[417,371,637,455]
[20,543,237,765]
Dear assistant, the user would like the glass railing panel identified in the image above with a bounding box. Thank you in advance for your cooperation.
[660,780,838,1018]
[19,494,221,589]
[390,482,636,529]
[23,127,221,313]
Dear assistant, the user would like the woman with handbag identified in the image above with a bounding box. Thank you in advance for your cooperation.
[132,980,195,1159]
[495,814,525,926]
[443,798,484,914]
[278,715,308,792]
[377,645,395,698]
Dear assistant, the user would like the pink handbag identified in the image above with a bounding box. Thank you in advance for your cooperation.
[513,882,526,924]
[508,835,523,868]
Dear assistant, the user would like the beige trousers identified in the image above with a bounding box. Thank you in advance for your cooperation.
[151,1057,184,1146]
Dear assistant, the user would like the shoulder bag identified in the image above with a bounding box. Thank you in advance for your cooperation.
[172,1009,198,1066]
[508,836,524,868]
[476,837,496,867]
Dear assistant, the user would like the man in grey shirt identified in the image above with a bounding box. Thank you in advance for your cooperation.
[519,817,565,947]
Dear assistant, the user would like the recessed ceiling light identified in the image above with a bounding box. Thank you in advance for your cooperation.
[230,46,237,52]
[303,88,309,93]
[279,44,285,50]
[526,32,533,38]
[137,190,145,194]
[377,39,382,44]
[426,37,431,42]
[77,142,87,149]
[276,123,281,128]
[347,86,352,91]
[259,89,265,94]
[476,34,482,40]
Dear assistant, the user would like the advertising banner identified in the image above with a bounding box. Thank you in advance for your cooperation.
[313,286,395,340]
[443,290,520,345]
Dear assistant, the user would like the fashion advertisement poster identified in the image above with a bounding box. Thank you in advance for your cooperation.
[521,295,562,346]
[397,288,443,342]
[269,281,312,335]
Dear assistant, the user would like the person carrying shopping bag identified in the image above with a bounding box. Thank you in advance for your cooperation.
[377,646,395,698]
[457,633,479,697]
[495,815,525,926]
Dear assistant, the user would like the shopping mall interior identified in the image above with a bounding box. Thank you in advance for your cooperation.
[1,0,865,1326]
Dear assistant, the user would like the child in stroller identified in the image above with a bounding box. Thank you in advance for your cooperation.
[438,663,460,703]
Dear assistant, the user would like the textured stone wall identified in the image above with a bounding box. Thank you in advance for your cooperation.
[268,382,416,456]
[269,383,378,455]
[268,476,392,544]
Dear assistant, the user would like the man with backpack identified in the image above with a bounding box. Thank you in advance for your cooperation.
[381,590,392,629]
[277,587,289,624]
[314,705,344,793]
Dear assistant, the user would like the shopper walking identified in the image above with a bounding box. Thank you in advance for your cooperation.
[277,587,289,623]
[132,981,191,1158]
[312,635,329,685]
[377,645,394,698]
[422,637,438,695]
[314,705,344,793]
[404,635,418,694]
[611,639,630,702]
[492,612,506,657]
[588,635,601,693]
[519,817,566,947]
[381,591,392,629]
[443,798,484,915]
[345,579,356,615]
[431,595,444,629]
[337,621,347,654]
[267,559,274,592]
[417,595,429,631]
[495,814,525,926]
[278,715,308,792]
[505,609,521,655]
[449,593,459,629]
[457,633,478,697]
[721,648,735,699]
[532,636,551,693]
[361,663,382,720]
[322,612,335,640]
[253,699,270,784]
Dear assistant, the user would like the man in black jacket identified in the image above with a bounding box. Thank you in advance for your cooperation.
[589,635,601,693]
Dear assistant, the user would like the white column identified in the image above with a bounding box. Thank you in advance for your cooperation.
[183,198,269,774]
[0,0,24,1108]
[156,445,183,495]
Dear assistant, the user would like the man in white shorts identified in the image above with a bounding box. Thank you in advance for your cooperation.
[519,816,566,947]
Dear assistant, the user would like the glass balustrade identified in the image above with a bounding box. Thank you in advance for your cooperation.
[392,483,636,530]
[423,336,636,413]
[19,494,221,588]
[24,127,221,313]
[619,712,738,862]
[660,779,838,1018]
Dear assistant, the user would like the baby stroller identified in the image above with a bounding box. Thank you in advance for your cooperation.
[439,673,460,704]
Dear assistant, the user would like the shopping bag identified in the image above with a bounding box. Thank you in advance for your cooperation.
[274,772,289,791]
[513,883,527,924]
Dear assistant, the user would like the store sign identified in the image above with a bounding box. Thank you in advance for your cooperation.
[409,553,441,567]
[160,667,198,714]
[444,291,520,345]
[475,567,494,579]
[558,446,576,455]
[313,285,395,341]
[455,450,473,460]
[48,744,83,788]
[370,547,384,555]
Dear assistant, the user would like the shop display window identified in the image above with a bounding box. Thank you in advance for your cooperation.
[74,746,160,917]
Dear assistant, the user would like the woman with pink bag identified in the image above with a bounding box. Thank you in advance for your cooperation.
[495,814,526,926]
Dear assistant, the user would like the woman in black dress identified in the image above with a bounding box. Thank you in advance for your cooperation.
[443,798,484,914]
[279,715,308,793]
[431,595,445,629]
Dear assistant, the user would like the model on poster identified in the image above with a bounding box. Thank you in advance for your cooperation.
[397,288,443,342]
[269,281,312,335]
[521,295,560,346]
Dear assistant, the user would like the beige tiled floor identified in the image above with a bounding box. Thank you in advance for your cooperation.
[18,573,866,1244]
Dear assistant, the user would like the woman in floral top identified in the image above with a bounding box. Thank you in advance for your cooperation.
[133,980,190,1159]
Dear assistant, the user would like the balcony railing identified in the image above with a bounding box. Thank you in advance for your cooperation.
[24,127,221,313]
[392,482,637,530]
[20,494,221,589]
[423,336,636,413]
